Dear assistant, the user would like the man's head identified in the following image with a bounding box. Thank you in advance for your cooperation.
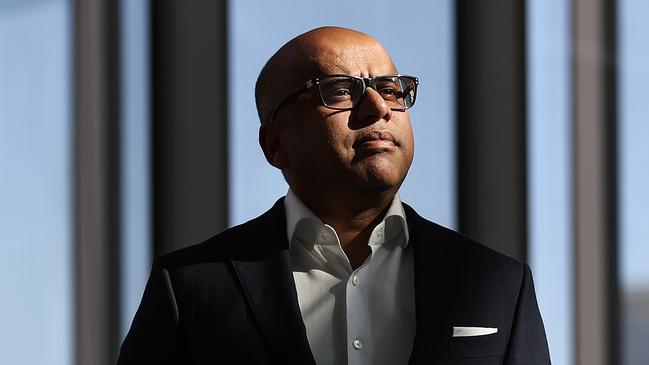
[257,27,416,202]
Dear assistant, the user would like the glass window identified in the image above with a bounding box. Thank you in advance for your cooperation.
[527,1,573,364]
[618,1,649,364]
[0,1,73,364]
[119,0,151,339]
[228,0,456,229]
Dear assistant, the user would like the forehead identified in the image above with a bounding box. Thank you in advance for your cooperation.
[305,39,398,77]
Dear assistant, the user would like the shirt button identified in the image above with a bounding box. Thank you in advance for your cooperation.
[352,275,359,286]
[352,339,363,350]
[377,231,384,237]
[320,231,329,240]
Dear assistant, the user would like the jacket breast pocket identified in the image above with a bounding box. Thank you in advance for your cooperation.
[448,333,504,364]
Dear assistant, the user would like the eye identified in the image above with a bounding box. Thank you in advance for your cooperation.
[330,88,351,97]
[378,86,400,100]
[323,81,355,100]
[320,77,360,106]
[379,87,396,95]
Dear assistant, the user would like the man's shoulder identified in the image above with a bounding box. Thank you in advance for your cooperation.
[403,203,524,273]
[156,198,287,270]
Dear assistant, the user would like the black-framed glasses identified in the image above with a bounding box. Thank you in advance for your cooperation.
[268,74,419,123]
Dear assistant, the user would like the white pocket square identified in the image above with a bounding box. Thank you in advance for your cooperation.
[452,326,498,337]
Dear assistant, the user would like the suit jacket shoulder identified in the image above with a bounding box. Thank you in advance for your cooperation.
[403,203,550,364]
[118,198,315,365]
[118,200,550,365]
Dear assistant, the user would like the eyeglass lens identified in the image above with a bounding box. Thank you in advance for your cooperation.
[318,76,416,110]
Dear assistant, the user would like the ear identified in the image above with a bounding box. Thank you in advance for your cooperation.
[259,122,288,169]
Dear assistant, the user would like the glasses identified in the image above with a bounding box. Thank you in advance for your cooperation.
[269,74,419,123]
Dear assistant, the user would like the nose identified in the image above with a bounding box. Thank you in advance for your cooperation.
[354,87,393,123]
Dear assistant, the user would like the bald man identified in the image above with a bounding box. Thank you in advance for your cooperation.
[118,27,550,365]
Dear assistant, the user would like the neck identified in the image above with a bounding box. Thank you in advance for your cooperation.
[291,187,397,269]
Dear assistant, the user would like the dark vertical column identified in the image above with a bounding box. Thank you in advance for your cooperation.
[456,0,528,260]
[151,0,229,256]
[572,0,618,363]
[74,0,120,363]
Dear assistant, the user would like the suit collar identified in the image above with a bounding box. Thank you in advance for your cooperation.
[284,190,410,248]
[403,203,455,362]
[230,198,316,365]
[230,200,449,364]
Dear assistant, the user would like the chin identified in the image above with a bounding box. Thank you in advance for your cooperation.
[356,159,407,186]
[355,171,404,192]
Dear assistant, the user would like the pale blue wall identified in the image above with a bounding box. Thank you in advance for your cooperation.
[119,0,151,340]
[619,0,649,294]
[0,1,72,364]
[619,1,649,364]
[527,1,573,364]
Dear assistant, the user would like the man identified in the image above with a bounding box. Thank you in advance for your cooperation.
[118,27,550,364]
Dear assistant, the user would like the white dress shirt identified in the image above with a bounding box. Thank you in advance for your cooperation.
[285,190,415,365]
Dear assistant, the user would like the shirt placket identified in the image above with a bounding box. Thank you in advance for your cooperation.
[345,224,385,365]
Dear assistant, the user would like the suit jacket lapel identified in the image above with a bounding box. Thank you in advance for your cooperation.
[405,204,453,363]
[230,199,316,365]
[230,200,454,364]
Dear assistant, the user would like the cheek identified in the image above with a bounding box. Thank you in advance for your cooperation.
[309,111,355,161]
[284,126,343,166]
[324,128,355,160]
[405,126,415,162]
[400,118,415,156]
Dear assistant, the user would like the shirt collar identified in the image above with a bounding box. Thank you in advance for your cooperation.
[284,189,410,249]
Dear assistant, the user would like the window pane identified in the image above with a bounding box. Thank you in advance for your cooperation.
[618,1,649,364]
[119,0,151,339]
[0,1,73,364]
[228,0,455,228]
[527,1,573,364]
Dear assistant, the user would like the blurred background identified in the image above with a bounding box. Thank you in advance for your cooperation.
[0,0,647,364]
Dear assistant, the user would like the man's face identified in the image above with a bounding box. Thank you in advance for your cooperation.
[266,34,415,197]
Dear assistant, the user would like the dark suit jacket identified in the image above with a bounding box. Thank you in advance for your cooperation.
[117,199,550,364]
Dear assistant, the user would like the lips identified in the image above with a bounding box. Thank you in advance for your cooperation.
[353,130,398,149]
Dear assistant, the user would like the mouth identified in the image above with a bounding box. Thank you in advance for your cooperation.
[353,130,398,150]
